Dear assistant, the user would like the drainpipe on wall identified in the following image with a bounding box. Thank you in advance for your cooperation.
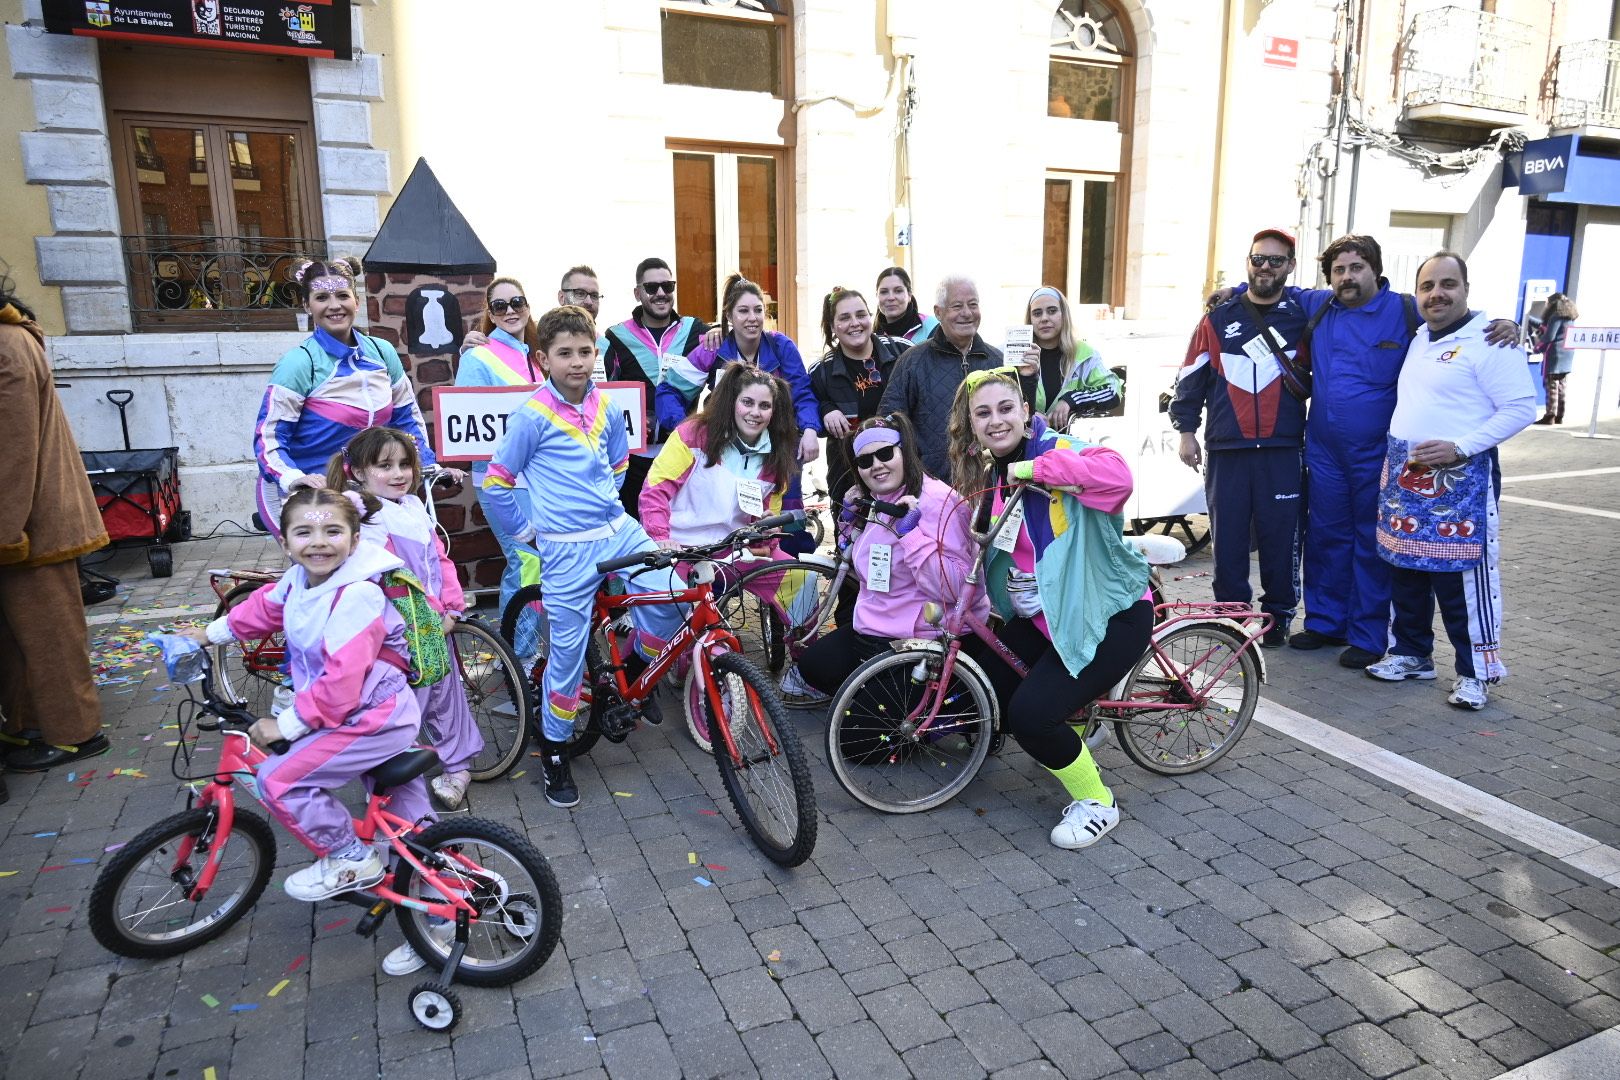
[1206,0,1238,296]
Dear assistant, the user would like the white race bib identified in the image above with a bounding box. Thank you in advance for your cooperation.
[993,500,1025,554]
[1241,335,1275,364]
[866,543,892,593]
[737,478,766,517]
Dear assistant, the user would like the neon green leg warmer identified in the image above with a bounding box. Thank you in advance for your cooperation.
[1045,745,1113,806]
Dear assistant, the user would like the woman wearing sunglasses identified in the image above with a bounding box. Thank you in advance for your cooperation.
[945,367,1153,850]
[454,277,544,623]
[810,286,908,511]
[1021,286,1122,430]
[873,266,939,345]
[796,414,984,700]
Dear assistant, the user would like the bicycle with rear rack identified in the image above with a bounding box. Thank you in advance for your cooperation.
[207,469,532,782]
[88,645,561,1033]
[824,481,1271,814]
[503,511,818,866]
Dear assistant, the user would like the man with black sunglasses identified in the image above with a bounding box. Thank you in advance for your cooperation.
[600,257,711,517]
[1170,229,1310,648]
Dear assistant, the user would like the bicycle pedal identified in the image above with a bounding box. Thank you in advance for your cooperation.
[355,898,393,937]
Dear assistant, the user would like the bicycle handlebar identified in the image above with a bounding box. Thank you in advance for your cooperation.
[594,510,808,576]
[868,497,909,517]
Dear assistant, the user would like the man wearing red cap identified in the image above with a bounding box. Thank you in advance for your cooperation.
[1170,229,1309,646]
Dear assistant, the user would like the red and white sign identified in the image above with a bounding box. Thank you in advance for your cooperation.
[1262,36,1299,69]
[430,382,648,461]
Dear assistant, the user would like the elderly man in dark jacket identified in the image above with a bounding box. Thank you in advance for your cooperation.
[1,280,109,777]
[879,275,1003,478]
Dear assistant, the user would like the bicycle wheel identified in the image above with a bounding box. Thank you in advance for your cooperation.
[824,648,995,814]
[211,583,285,717]
[1112,623,1257,775]
[393,817,563,988]
[450,618,530,782]
[502,584,600,759]
[89,806,276,959]
[702,651,817,866]
[721,558,840,679]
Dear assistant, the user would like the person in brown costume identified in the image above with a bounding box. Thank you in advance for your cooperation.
[0,276,110,778]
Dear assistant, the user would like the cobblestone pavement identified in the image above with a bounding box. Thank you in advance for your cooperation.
[2,420,1617,1079]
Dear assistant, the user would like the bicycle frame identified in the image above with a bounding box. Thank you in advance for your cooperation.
[900,483,1272,736]
[175,691,490,926]
[590,574,779,769]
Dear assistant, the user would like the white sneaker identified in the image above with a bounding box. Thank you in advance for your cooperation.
[1447,676,1488,711]
[272,681,295,714]
[381,919,456,976]
[1051,799,1121,850]
[778,664,828,705]
[430,769,471,810]
[1365,654,1437,682]
[283,848,385,902]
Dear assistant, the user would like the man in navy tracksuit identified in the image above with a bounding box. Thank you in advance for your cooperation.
[1171,229,1308,646]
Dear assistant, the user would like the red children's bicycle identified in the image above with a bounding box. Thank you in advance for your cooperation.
[88,647,561,1032]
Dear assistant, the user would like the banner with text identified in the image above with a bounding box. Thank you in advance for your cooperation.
[431,383,648,462]
[43,0,353,59]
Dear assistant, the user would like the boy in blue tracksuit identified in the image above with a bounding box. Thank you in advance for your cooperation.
[482,306,683,810]
[1171,229,1309,645]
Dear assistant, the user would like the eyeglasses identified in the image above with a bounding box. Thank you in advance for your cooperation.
[962,364,1021,392]
[562,288,601,303]
[854,444,899,470]
[1248,254,1290,269]
[489,296,528,315]
[641,280,677,295]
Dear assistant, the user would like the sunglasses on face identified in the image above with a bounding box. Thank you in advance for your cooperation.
[1248,254,1290,269]
[641,280,677,295]
[854,444,899,470]
[489,296,528,315]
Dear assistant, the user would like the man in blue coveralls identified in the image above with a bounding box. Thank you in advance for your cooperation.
[1244,235,1519,668]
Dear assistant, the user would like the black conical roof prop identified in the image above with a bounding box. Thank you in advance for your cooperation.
[364,157,496,274]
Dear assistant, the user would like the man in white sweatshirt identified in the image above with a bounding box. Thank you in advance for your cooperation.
[1365,251,1535,710]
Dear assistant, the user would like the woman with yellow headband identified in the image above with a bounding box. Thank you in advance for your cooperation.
[1021,286,1121,429]
[946,367,1153,849]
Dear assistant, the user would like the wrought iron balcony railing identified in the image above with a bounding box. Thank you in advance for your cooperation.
[122,235,325,332]
[1552,39,1620,130]
[1400,5,1534,117]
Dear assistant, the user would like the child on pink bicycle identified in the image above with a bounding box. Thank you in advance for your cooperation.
[945,367,1154,850]
[326,428,484,810]
[185,488,438,961]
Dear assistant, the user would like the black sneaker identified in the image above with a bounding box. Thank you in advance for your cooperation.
[1289,629,1347,651]
[1261,625,1288,649]
[1337,646,1382,669]
[622,654,662,726]
[539,741,579,808]
[6,734,111,773]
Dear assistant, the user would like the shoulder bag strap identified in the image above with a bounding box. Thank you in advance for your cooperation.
[1238,294,1310,401]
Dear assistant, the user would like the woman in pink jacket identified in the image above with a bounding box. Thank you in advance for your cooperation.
[796,413,985,700]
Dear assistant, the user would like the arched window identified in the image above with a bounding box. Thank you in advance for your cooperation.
[1048,0,1131,122]
[1043,0,1133,310]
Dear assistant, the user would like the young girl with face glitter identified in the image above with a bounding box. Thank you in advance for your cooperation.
[187,487,435,906]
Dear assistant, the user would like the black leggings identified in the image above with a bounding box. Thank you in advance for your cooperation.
[797,625,891,695]
[964,600,1154,769]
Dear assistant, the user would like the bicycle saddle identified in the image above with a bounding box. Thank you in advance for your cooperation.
[369,746,441,791]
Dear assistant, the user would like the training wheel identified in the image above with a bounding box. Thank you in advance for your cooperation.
[409,981,461,1031]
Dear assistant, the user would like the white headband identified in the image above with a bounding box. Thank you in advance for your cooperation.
[1028,286,1063,306]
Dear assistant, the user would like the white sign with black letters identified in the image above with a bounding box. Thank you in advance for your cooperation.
[431,381,648,461]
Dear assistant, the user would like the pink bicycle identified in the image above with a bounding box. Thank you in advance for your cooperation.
[88,648,561,1032]
[824,481,1272,813]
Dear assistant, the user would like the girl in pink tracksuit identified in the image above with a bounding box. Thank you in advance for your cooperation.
[795,413,985,695]
[327,427,484,809]
[197,487,433,903]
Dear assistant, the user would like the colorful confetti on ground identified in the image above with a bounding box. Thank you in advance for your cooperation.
[88,620,204,689]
